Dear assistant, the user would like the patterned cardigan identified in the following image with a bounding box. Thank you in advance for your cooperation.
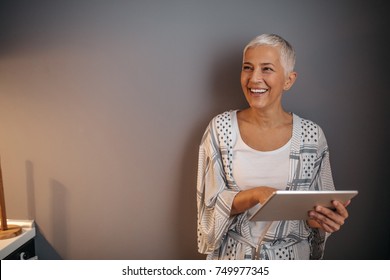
[196,110,335,260]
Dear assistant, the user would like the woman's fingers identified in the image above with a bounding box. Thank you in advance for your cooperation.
[309,201,350,233]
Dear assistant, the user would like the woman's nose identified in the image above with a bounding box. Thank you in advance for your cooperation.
[249,69,263,83]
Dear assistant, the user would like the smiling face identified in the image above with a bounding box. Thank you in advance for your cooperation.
[241,45,296,111]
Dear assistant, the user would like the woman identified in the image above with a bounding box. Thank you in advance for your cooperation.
[196,34,350,260]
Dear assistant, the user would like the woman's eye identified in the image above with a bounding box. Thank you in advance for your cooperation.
[242,65,252,71]
[263,67,274,72]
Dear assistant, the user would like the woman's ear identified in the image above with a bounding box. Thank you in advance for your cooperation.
[283,71,297,91]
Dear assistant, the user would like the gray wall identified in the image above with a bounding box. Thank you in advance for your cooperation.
[0,0,388,259]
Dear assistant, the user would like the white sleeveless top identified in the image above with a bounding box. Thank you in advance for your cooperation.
[231,110,291,243]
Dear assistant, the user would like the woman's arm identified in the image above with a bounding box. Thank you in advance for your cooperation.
[230,186,276,216]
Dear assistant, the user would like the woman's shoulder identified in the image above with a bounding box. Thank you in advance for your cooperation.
[204,110,238,146]
[201,110,235,138]
[293,113,324,132]
[211,110,237,121]
[293,113,328,147]
[208,110,238,128]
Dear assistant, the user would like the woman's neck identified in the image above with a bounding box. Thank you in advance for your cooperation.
[240,107,292,129]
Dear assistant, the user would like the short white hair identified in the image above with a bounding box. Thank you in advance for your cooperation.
[243,34,296,76]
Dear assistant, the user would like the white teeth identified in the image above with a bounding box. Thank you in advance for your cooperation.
[250,88,267,93]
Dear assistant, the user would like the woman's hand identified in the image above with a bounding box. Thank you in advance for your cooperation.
[230,186,276,216]
[307,200,351,233]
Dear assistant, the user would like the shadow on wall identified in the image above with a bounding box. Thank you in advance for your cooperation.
[26,161,36,221]
[50,179,68,259]
[35,225,62,260]
[25,160,64,259]
[175,46,247,259]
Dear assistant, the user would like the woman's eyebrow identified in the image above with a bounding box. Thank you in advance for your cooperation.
[242,61,275,66]
[260,62,275,67]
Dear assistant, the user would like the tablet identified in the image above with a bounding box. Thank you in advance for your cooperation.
[249,190,358,221]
